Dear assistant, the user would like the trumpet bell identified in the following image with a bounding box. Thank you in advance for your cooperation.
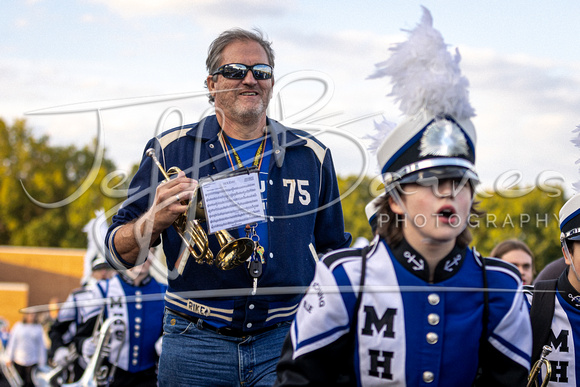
[215,232,255,270]
[146,148,259,271]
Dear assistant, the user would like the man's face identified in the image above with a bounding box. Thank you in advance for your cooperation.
[501,249,534,285]
[206,40,274,127]
[93,268,114,280]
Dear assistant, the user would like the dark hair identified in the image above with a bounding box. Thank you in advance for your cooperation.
[375,191,481,249]
[204,28,275,103]
[490,239,534,260]
[491,238,535,274]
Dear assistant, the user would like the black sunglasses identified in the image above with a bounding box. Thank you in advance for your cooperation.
[212,63,273,80]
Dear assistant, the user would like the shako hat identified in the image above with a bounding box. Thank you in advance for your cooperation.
[561,125,580,242]
[368,6,479,192]
[560,194,580,241]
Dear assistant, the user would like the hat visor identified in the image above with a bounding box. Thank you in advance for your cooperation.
[566,233,580,241]
[398,166,479,186]
[93,262,112,271]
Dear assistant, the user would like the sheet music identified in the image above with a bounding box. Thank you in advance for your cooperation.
[200,173,265,234]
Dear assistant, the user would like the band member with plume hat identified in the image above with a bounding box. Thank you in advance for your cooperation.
[275,7,532,386]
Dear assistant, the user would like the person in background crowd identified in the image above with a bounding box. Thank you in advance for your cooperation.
[490,238,535,285]
[75,259,166,387]
[47,213,115,384]
[47,254,114,384]
[4,313,47,387]
[0,318,16,387]
[275,7,531,386]
[104,27,350,386]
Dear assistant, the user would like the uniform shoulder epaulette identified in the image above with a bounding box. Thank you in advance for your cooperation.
[322,247,366,269]
[481,256,521,278]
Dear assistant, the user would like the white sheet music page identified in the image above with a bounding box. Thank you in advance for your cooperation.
[200,173,265,234]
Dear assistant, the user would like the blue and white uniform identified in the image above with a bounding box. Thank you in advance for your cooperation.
[104,115,351,333]
[49,286,93,354]
[76,273,166,386]
[529,269,580,386]
[275,237,532,386]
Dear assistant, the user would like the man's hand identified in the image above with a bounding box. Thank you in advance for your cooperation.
[142,170,198,236]
[112,170,198,266]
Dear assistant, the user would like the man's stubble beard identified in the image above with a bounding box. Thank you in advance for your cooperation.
[216,89,272,126]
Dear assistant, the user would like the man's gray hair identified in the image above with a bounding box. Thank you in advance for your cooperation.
[204,28,275,103]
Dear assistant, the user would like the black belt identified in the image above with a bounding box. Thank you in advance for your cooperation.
[166,308,284,338]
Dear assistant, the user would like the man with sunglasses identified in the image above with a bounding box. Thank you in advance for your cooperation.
[104,28,351,386]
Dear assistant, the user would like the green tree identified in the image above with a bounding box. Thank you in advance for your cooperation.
[0,118,126,247]
[337,174,377,243]
[471,186,566,273]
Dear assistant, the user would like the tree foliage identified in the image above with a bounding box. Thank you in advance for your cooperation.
[0,118,127,247]
[471,186,567,273]
[337,175,376,243]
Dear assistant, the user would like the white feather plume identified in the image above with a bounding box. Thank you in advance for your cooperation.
[81,209,109,285]
[572,125,580,192]
[368,6,475,120]
[363,117,397,175]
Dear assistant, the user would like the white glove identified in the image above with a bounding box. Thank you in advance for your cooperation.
[155,336,163,356]
[81,339,97,363]
[53,346,70,367]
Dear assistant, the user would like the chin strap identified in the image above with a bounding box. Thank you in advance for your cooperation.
[562,237,580,283]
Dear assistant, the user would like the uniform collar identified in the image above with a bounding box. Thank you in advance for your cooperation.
[558,267,580,310]
[391,238,467,282]
[119,271,152,287]
[185,115,307,168]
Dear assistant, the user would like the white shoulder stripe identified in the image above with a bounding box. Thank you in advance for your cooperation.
[293,132,327,165]
[158,128,189,149]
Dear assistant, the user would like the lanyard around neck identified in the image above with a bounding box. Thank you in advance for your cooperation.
[220,131,267,171]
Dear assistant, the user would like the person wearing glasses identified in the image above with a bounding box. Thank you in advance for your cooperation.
[104,28,351,386]
[275,8,531,386]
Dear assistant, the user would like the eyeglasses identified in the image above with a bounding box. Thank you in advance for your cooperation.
[212,63,273,80]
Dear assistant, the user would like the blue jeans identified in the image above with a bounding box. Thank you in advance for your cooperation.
[158,309,291,387]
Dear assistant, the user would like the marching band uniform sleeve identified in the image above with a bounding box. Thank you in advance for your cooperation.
[276,243,532,386]
[474,258,532,386]
[276,251,362,386]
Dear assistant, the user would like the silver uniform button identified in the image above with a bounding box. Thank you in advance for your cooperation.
[133,345,139,351]
[135,317,142,323]
[209,144,215,149]
[136,304,142,310]
[423,371,434,383]
[135,331,141,338]
[427,313,440,325]
[428,293,440,305]
[426,332,438,344]
[135,324,141,331]
[249,304,255,310]
[132,359,138,366]
[247,323,253,328]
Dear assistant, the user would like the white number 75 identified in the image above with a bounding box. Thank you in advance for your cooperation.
[283,179,311,205]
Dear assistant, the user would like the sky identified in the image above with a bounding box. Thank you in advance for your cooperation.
[3,0,580,200]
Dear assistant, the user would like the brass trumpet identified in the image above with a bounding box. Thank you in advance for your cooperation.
[527,345,552,387]
[63,316,126,387]
[146,149,254,270]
